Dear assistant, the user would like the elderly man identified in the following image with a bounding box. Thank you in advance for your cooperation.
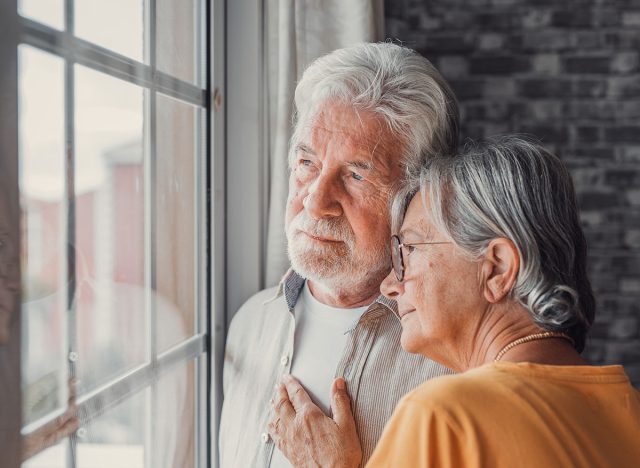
[219,42,459,468]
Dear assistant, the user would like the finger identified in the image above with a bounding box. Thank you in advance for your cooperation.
[267,418,279,441]
[282,374,313,412]
[331,377,356,430]
[272,383,296,421]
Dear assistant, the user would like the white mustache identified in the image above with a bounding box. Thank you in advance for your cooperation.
[289,211,354,245]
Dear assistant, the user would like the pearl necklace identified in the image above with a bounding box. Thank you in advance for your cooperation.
[494,331,575,362]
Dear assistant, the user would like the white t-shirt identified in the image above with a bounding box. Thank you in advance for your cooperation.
[270,281,369,468]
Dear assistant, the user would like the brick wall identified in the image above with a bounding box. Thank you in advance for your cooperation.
[386,0,640,386]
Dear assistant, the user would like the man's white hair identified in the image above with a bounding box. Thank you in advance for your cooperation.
[289,42,460,177]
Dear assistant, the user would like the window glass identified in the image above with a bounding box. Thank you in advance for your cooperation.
[77,390,147,468]
[152,360,196,468]
[155,94,201,352]
[157,0,203,84]
[75,0,144,62]
[21,439,66,468]
[19,0,64,30]
[74,65,147,393]
[19,45,67,426]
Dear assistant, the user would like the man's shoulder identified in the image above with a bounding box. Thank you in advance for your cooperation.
[229,285,283,330]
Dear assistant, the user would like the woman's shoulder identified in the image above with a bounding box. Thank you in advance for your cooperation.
[401,364,516,414]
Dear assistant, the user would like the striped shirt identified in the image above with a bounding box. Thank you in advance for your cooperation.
[219,270,452,468]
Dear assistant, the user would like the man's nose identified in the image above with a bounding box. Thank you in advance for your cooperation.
[303,174,343,219]
[380,269,403,300]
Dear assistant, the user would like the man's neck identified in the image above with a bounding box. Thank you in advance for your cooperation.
[306,279,379,308]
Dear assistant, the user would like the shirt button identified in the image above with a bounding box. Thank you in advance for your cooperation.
[261,432,270,443]
[280,355,289,366]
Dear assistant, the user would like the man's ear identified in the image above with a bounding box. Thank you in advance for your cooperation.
[479,238,520,304]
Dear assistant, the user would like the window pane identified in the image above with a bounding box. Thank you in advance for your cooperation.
[77,390,147,468]
[74,66,146,394]
[153,360,196,468]
[157,0,203,84]
[75,0,144,63]
[19,0,64,30]
[21,439,66,468]
[19,45,67,426]
[155,95,200,352]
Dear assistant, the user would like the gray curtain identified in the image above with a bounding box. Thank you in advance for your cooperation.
[264,0,385,286]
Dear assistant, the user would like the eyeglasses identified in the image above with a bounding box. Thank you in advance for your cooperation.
[390,234,451,282]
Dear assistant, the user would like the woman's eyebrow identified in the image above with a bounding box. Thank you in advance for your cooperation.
[398,227,422,240]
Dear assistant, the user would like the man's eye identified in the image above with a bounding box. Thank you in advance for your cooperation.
[351,172,364,181]
[404,245,416,254]
[301,159,313,166]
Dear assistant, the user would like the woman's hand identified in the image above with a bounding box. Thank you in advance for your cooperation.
[267,375,362,468]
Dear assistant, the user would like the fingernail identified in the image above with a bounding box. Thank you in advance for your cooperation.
[336,378,346,390]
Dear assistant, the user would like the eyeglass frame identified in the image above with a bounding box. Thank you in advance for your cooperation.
[390,234,451,282]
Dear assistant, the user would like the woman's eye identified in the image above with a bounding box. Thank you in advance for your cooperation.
[351,171,364,181]
[301,159,313,166]
[404,245,416,254]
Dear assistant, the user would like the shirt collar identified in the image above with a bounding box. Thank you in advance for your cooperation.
[273,269,399,318]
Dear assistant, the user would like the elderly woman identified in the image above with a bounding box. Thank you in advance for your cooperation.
[268,136,640,467]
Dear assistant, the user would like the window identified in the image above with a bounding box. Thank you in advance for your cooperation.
[0,0,216,467]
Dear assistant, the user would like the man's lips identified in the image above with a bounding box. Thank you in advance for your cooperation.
[301,231,342,243]
[398,309,416,319]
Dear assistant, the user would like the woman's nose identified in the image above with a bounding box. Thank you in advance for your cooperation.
[380,268,403,300]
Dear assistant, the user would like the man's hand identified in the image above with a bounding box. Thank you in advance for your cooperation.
[22,378,79,460]
[267,375,362,468]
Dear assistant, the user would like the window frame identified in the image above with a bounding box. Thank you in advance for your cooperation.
[0,0,223,466]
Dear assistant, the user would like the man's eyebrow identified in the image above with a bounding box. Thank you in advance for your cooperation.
[346,160,374,171]
[296,143,316,155]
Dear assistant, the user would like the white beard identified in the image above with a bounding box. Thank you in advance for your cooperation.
[286,210,391,293]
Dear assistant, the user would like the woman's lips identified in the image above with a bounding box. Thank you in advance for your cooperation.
[399,309,416,319]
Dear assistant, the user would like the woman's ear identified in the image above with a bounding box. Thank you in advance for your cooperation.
[479,238,520,304]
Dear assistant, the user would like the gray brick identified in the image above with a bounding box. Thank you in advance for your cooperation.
[470,55,531,75]
[522,9,552,29]
[624,230,640,248]
[609,318,639,339]
[608,76,640,98]
[518,31,572,51]
[483,78,516,97]
[478,33,505,50]
[449,78,485,98]
[519,78,571,97]
[579,191,621,209]
[531,54,560,75]
[616,146,640,163]
[604,126,640,143]
[526,101,565,120]
[437,55,469,79]
[552,10,592,28]
[622,10,640,26]
[621,278,640,293]
[573,126,602,144]
[604,31,640,49]
[564,56,612,74]
[611,52,639,74]
[628,189,640,206]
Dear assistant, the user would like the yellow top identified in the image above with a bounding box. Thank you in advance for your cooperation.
[366,362,640,468]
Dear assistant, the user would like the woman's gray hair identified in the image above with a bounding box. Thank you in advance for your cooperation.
[290,42,460,176]
[392,136,595,352]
